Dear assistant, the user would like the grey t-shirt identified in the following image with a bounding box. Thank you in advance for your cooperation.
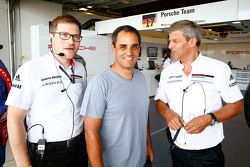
[81,68,149,167]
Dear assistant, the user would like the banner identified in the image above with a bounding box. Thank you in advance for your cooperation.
[141,0,238,30]
[96,0,238,33]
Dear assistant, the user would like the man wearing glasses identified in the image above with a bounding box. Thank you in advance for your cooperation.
[6,15,88,167]
[81,25,154,167]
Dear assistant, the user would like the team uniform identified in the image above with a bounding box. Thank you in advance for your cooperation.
[0,60,11,166]
[81,68,149,167]
[6,52,88,166]
[163,58,172,68]
[155,54,243,149]
[155,54,243,166]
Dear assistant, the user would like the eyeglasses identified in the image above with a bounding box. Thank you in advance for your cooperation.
[51,32,82,42]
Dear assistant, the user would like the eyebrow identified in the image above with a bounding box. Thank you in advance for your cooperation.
[118,43,139,46]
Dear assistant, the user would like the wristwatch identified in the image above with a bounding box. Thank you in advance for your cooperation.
[208,113,218,126]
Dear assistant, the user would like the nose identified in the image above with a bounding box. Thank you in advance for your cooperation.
[125,47,133,55]
[67,35,74,44]
[168,41,173,50]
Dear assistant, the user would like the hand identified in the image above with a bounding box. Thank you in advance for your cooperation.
[184,114,211,134]
[166,110,185,130]
[155,66,163,72]
[146,143,154,162]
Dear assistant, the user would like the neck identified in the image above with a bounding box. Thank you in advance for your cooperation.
[181,49,199,65]
[180,50,199,76]
[54,54,71,68]
[110,64,133,80]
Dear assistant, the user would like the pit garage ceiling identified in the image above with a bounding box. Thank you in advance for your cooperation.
[43,0,250,33]
[44,0,223,17]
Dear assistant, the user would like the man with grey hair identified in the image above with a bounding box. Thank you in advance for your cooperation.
[155,20,243,167]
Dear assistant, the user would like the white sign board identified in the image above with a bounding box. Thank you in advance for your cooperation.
[238,0,250,20]
[96,0,238,34]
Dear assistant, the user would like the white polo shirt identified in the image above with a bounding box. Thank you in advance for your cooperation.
[163,58,172,68]
[6,52,87,143]
[155,54,243,150]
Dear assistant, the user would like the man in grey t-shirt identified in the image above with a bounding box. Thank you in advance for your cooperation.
[81,25,154,167]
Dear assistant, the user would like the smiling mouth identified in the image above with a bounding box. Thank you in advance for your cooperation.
[65,48,74,50]
[124,57,133,61]
[123,54,134,60]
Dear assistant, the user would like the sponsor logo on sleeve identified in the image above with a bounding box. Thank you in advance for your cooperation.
[15,74,21,81]
[12,83,22,89]
[229,74,235,81]
[12,74,22,89]
[229,82,237,87]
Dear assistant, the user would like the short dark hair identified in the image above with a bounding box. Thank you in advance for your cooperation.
[112,25,141,46]
[50,14,81,34]
[168,20,201,47]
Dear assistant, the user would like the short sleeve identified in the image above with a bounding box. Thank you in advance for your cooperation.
[217,65,243,103]
[5,65,34,110]
[80,76,107,119]
[154,68,169,103]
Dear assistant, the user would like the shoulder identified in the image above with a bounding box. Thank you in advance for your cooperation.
[0,60,7,70]
[164,60,180,72]
[23,53,51,66]
[14,54,54,82]
[74,60,85,70]
[133,69,144,76]
[19,54,51,71]
[89,69,111,85]
[134,69,146,81]
[86,69,112,94]
[200,55,227,68]
[197,55,231,79]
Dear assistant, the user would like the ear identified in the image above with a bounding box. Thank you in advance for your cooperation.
[49,34,53,44]
[189,36,197,47]
[111,44,116,54]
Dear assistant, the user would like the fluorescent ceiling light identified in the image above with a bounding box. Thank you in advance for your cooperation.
[79,7,88,11]
[232,21,241,24]
[85,12,94,15]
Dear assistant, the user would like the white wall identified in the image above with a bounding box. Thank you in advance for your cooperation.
[0,0,10,71]
[138,41,167,69]
[137,40,250,70]
[18,0,62,65]
[202,43,250,69]
[18,1,113,67]
[238,0,250,20]
[138,40,250,70]
[14,0,250,72]
[77,34,113,81]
